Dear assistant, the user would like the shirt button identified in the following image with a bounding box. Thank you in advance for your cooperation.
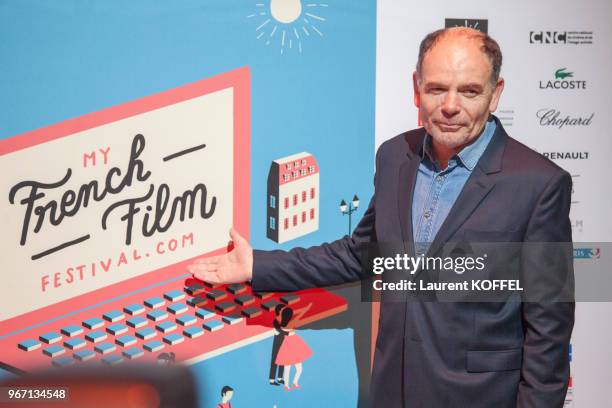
[424,211,432,219]
[436,175,444,182]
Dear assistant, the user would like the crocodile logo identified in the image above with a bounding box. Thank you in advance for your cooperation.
[555,68,573,80]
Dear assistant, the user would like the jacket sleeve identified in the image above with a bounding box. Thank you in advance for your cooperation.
[517,170,575,408]
[251,149,381,293]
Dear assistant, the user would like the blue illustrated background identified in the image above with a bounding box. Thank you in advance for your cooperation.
[0,0,376,406]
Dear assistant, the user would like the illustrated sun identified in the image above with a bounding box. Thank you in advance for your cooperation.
[248,1,328,54]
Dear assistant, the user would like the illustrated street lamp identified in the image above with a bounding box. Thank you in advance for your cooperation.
[339,194,360,235]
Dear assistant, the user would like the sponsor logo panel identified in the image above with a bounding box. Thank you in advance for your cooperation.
[539,68,587,90]
[529,31,593,45]
[536,109,594,128]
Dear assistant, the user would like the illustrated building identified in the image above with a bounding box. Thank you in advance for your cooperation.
[266,152,319,243]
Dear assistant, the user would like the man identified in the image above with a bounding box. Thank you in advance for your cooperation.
[189,28,574,407]
[217,385,234,408]
[269,303,287,386]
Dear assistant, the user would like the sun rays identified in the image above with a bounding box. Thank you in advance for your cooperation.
[248,2,328,55]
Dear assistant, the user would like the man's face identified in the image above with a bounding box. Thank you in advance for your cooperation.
[413,35,504,151]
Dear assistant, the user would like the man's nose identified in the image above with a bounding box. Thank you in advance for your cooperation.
[441,91,460,116]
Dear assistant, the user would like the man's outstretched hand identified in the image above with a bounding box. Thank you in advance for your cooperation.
[187,228,253,284]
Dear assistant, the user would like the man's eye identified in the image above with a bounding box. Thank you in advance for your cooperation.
[462,90,478,97]
[428,88,444,94]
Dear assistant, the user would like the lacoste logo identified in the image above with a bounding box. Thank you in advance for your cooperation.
[555,68,573,80]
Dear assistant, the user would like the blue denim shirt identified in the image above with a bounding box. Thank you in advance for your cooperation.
[412,118,496,256]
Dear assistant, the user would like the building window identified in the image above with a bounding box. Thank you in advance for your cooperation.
[309,165,315,173]
[301,169,307,176]
[286,163,291,170]
[310,208,315,219]
[269,216,276,230]
[302,211,306,223]
[283,174,290,182]
[293,215,298,226]
[294,160,300,168]
[269,195,276,209]
[302,191,307,202]
[301,159,307,166]
[293,171,299,178]
[293,194,298,206]
[284,218,289,230]
[310,188,315,199]
[284,197,289,209]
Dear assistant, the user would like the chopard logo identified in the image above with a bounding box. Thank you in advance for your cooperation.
[536,109,594,128]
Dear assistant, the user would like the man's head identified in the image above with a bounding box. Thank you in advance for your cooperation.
[413,27,504,155]
[221,385,234,401]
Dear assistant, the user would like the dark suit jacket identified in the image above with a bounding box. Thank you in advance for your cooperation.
[252,118,575,407]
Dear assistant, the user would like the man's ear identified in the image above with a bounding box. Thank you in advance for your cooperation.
[413,71,420,108]
[489,77,505,112]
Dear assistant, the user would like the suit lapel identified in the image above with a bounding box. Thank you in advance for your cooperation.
[398,159,420,254]
[425,119,508,259]
[394,119,509,264]
[397,130,425,255]
[425,166,495,259]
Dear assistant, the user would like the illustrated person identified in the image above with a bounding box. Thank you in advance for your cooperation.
[188,27,574,407]
[273,303,313,391]
[268,304,288,386]
[217,385,233,408]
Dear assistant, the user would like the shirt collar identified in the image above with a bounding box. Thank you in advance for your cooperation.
[421,117,497,171]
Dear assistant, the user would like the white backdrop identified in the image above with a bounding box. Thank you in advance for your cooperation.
[375,0,612,405]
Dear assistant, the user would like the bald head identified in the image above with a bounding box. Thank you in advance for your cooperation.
[416,27,502,85]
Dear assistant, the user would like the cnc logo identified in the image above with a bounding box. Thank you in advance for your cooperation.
[529,30,593,45]
[573,247,600,259]
[539,68,587,90]
[445,18,488,33]
[530,31,566,44]
[536,109,594,128]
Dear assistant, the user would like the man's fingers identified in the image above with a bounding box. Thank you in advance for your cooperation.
[216,265,243,284]
[187,263,218,275]
[192,270,223,284]
[188,248,244,283]
[193,256,220,265]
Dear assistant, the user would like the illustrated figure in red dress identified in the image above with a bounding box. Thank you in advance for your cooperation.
[274,303,313,391]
